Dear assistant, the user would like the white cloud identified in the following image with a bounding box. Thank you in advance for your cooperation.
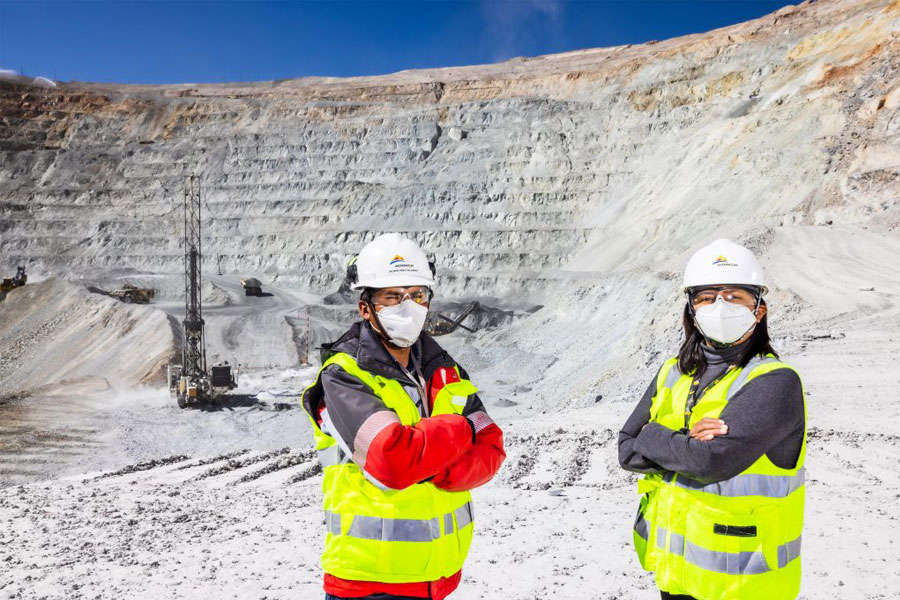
[480,0,564,62]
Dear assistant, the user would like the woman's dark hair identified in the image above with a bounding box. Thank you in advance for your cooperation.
[677,298,778,377]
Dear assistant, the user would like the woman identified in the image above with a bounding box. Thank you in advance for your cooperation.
[618,239,806,600]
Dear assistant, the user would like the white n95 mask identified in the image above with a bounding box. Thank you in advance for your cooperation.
[694,297,758,345]
[375,299,428,348]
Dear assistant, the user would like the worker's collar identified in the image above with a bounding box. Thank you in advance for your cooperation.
[702,338,751,365]
[327,321,453,384]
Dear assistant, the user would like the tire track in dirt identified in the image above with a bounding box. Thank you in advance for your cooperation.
[83,448,321,488]
[286,461,322,484]
[502,428,620,489]
[192,448,292,481]
[90,455,189,481]
[558,429,616,487]
[233,449,316,484]
[173,448,251,471]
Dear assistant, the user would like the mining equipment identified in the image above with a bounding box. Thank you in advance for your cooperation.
[241,277,263,297]
[0,266,27,301]
[169,175,237,408]
[12,266,26,287]
[424,302,479,336]
[109,284,155,304]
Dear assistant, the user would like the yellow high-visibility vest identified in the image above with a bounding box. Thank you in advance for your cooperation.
[302,352,478,583]
[633,355,806,600]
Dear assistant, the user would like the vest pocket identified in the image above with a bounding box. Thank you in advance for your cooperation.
[684,503,766,576]
[750,502,782,572]
[713,523,757,537]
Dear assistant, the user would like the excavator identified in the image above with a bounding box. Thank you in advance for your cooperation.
[0,266,27,301]
[424,302,478,336]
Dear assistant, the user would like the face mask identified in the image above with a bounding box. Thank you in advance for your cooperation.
[694,297,758,345]
[373,299,428,348]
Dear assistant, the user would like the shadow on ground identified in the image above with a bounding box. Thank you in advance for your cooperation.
[196,395,300,412]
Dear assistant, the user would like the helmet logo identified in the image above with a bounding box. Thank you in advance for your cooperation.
[388,254,417,274]
[712,255,737,266]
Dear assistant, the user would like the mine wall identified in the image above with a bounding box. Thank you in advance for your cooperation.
[1,0,898,404]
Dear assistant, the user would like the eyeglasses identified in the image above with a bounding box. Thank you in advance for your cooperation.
[688,286,759,309]
[371,287,431,307]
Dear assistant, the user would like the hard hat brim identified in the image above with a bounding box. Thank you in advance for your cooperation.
[351,274,435,290]
[682,275,767,291]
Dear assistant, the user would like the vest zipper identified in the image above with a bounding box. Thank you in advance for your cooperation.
[398,350,429,417]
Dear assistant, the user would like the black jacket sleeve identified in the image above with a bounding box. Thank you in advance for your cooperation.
[618,368,665,474]
[633,368,804,483]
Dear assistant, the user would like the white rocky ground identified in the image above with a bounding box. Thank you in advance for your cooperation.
[2,0,900,598]
[2,338,899,600]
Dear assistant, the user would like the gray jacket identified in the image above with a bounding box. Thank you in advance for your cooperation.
[618,343,804,483]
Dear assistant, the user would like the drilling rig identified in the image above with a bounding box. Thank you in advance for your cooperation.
[168,175,236,408]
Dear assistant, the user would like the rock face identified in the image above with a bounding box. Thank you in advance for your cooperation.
[1,6,900,599]
[1,0,899,403]
[0,279,177,393]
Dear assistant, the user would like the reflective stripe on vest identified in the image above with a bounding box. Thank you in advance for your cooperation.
[635,511,650,541]
[325,510,342,535]
[662,356,782,400]
[348,515,441,542]
[726,356,782,400]
[635,353,806,600]
[455,500,474,529]
[303,350,478,583]
[654,525,802,575]
[662,467,806,498]
[327,501,475,543]
[777,534,802,569]
[663,363,682,389]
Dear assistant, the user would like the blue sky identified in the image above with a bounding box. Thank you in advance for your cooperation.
[0,1,790,84]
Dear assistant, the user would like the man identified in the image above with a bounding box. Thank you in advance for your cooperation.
[302,232,506,600]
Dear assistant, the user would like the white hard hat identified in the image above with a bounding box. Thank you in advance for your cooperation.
[683,239,767,293]
[348,233,436,290]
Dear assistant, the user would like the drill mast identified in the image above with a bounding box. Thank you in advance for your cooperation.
[168,174,236,408]
[182,174,206,379]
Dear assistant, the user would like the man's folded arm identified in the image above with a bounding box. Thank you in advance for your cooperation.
[321,364,473,490]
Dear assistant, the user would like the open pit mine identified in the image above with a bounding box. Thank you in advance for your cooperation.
[1,0,899,598]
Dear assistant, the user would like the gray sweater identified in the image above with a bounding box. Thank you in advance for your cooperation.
[617,343,805,483]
